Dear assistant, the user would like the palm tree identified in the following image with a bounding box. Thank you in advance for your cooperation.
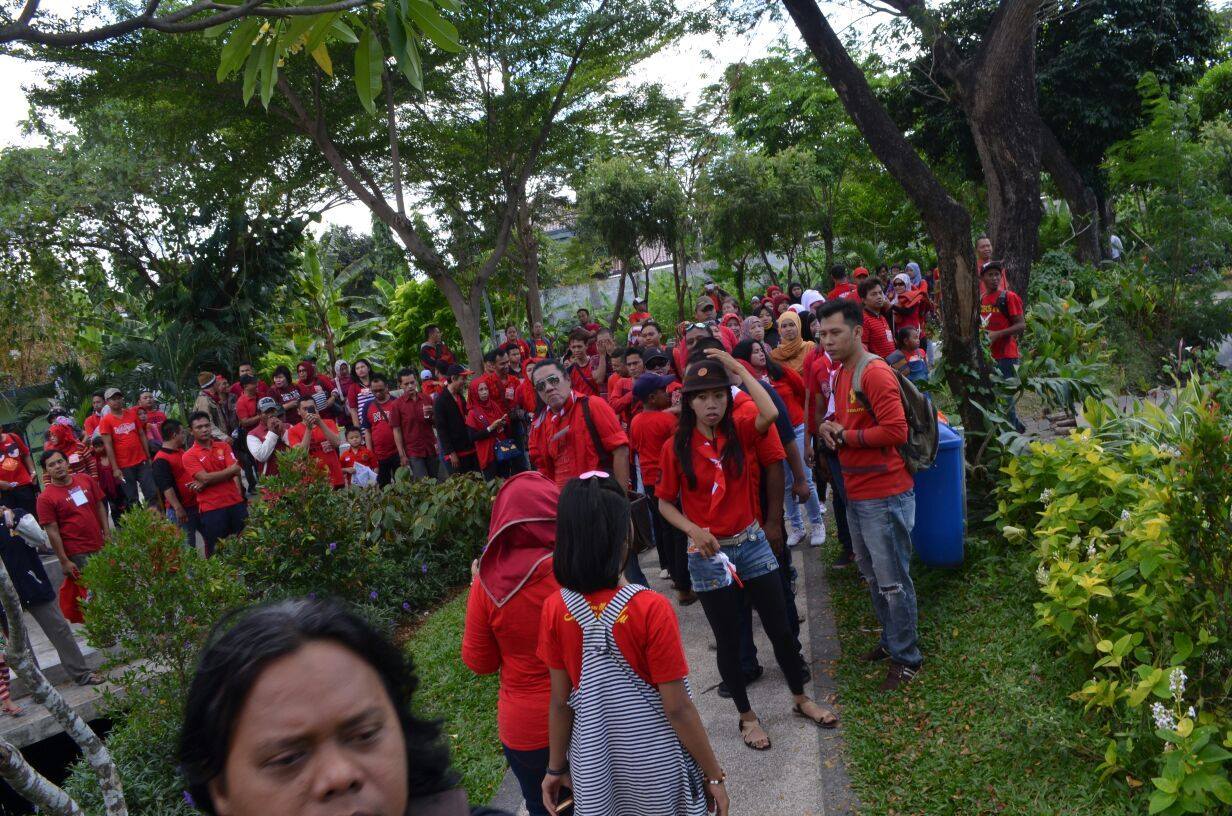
[104,322,236,419]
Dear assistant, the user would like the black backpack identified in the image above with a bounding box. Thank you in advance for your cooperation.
[851,355,939,474]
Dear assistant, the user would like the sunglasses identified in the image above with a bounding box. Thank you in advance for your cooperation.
[699,304,715,312]
[687,322,712,331]
[534,374,563,392]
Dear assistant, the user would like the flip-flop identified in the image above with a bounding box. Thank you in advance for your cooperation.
[793,702,839,729]
[738,717,772,751]
[3,704,24,718]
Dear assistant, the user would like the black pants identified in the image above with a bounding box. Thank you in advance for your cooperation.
[377,455,400,487]
[738,548,803,675]
[451,452,480,476]
[818,448,853,559]
[646,486,689,591]
[481,456,527,481]
[0,484,36,514]
[198,502,248,557]
[503,744,556,816]
[697,573,807,714]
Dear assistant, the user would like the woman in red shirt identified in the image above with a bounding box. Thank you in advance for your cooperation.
[657,353,837,751]
[465,380,525,481]
[538,474,729,816]
[463,472,562,816]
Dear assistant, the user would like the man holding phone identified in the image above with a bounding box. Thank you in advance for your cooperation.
[287,397,345,489]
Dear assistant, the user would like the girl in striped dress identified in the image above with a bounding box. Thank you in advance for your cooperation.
[537,474,729,816]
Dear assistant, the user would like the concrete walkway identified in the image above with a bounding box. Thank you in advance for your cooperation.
[491,543,858,815]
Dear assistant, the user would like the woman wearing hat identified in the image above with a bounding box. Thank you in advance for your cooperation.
[656,350,838,751]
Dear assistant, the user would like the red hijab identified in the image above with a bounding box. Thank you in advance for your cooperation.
[478,472,560,606]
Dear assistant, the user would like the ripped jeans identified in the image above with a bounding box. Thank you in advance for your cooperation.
[845,489,922,667]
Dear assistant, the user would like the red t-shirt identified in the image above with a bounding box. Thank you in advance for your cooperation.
[656,408,786,537]
[833,357,914,501]
[361,398,399,460]
[827,281,858,301]
[528,395,628,489]
[628,310,652,325]
[566,361,601,398]
[181,441,244,513]
[391,394,438,458]
[98,407,148,469]
[235,393,260,425]
[537,587,689,690]
[861,310,896,359]
[83,413,102,439]
[286,420,345,487]
[980,289,1025,360]
[629,409,678,490]
[769,366,806,427]
[153,448,198,509]
[36,474,105,556]
[462,560,559,751]
[340,446,378,481]
[0,433,33,487]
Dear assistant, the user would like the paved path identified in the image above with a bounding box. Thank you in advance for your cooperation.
[491,542,858,815]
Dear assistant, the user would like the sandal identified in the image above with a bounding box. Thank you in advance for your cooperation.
[2,701,23,718]
[738,717,771,751]
[793,700,839,729]
[77,672,106,686]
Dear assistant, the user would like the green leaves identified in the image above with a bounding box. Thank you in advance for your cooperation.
[406,0,461,53]
[217,18,260,82]
[354,26,384,115]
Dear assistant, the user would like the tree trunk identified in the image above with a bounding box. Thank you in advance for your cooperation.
[962,33,1042,298]
[609,267,629,332]
[782,0,992,444]
[435,275,485,369]
[734,257,747,308]
[1039,122,1102,265]
[822,219,835,276]
[516,200,544,327]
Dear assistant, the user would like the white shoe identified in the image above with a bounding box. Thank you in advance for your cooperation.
[659,569,669,580]
[810,525,827,547]
[787,527,806,548]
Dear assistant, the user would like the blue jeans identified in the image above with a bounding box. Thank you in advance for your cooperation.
[502,744,551,816]
[165,506,200,550]
[995,357,1025,432]
[845,490,922,667]
[687,525,779,593]
[784,423,824,529]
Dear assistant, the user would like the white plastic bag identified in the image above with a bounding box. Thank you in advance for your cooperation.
[351,463,379,488]
[15,512,50,552]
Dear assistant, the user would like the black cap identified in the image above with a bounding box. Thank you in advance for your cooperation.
[681,359,731,393]
[643,349,669,367]
[444,364,472,378]
[632,373,676,401]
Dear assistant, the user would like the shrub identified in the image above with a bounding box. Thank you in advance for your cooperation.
[995,376,1232,814]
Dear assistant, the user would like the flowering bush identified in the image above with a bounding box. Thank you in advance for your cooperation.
[996,377,1232,813]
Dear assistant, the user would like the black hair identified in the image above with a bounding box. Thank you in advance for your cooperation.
[398,367,418,381]
[505,323,518,332]
[896,326,919,347]
[567,328,589,344]
[788,281,803,294]
[92,390,105,399]
[494,346,509,357]
[613,346,629,361]
[237,361,253,369]
[424,324,441,338]
[39,449,67,467]
[624,347,645,362]
[178,598,455,815]
[686,336,725,365]
[732,338,784,381]
[641,320,661,333]
[755,304,774,320]
[576,307,590,317]
[857,277,883,299]
[369,373,388,386]
[531,359,567,381]
[829,264,847,281]
[982,260,1004,273]
[162,419,183,439]
[553,476,630,594]
[239,375,256,386]
[272,365,292,383]
[188,411,212,427]
[818,299,863,328]
[976,233,990,242]
[673,388,744,491]
[483,349,500,364]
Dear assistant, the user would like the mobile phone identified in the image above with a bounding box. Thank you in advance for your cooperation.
[554,796,574,815]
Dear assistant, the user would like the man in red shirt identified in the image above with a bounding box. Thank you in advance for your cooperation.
[816,299,921,691]
[392,369,441,483]
[98,387,156,511]
[856,278,896,359]
[151,418,200,549]
[228,362,269,399]
[183,411,246,556]
[979,261,1027,432]
[36,449,108,579]
[0,428,38,513]
[638,320,665,355]
[287,398,346,489]
[563,331,602,397]
[83,392,106,439]
[827,264,858,301]
[528,360,629,489]
[360,373,401,487]
[574,307,602,355]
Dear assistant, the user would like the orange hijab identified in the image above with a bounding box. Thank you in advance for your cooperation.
[769,310,814,374]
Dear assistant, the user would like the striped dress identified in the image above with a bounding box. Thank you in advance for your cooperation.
[560,585,707,816]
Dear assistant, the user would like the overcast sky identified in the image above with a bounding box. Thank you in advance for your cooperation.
[0,2,871,233]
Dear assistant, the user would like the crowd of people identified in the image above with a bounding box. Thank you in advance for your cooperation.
[0,245,1027,814]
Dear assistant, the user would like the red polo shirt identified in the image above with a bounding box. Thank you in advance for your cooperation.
[361,398,399,460]
[181,441,244,513]
[656,409,785,538]
[286,421,345,488]
[629,409,677,490]
[391,394,438,458]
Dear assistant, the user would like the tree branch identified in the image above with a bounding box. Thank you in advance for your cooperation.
[0,740,84,816]
[0,558,127,815]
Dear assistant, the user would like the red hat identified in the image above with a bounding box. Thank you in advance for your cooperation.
[853,266,870,279]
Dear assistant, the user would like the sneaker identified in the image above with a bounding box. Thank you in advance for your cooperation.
[786,527,806,548]
[717,665,765,699]
[831,552,854,570]
[861,644,891,663]
[879,662,920,692]
[809,525,827,547]
[659,568,670,580]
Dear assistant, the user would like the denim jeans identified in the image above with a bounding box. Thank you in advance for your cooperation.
[502,744,552,816]
[687,525,779,593]
[821,448,853,560]
[166,506,201,551]
[845,489,922,667]
[784,423,824,529]
[995,357,1025,432]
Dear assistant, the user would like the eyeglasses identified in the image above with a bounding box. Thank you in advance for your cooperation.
[578,470,610,480]
[534,375,563,392]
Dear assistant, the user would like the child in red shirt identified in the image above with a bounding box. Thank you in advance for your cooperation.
[537,473,728,816]
[339,428,377,485]
[656,352,838,749]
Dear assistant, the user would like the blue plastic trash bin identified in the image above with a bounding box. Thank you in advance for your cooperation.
[911,422,965,568]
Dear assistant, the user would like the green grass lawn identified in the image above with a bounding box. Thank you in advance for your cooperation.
[821,535,1142,816]
[405,591,506,804]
